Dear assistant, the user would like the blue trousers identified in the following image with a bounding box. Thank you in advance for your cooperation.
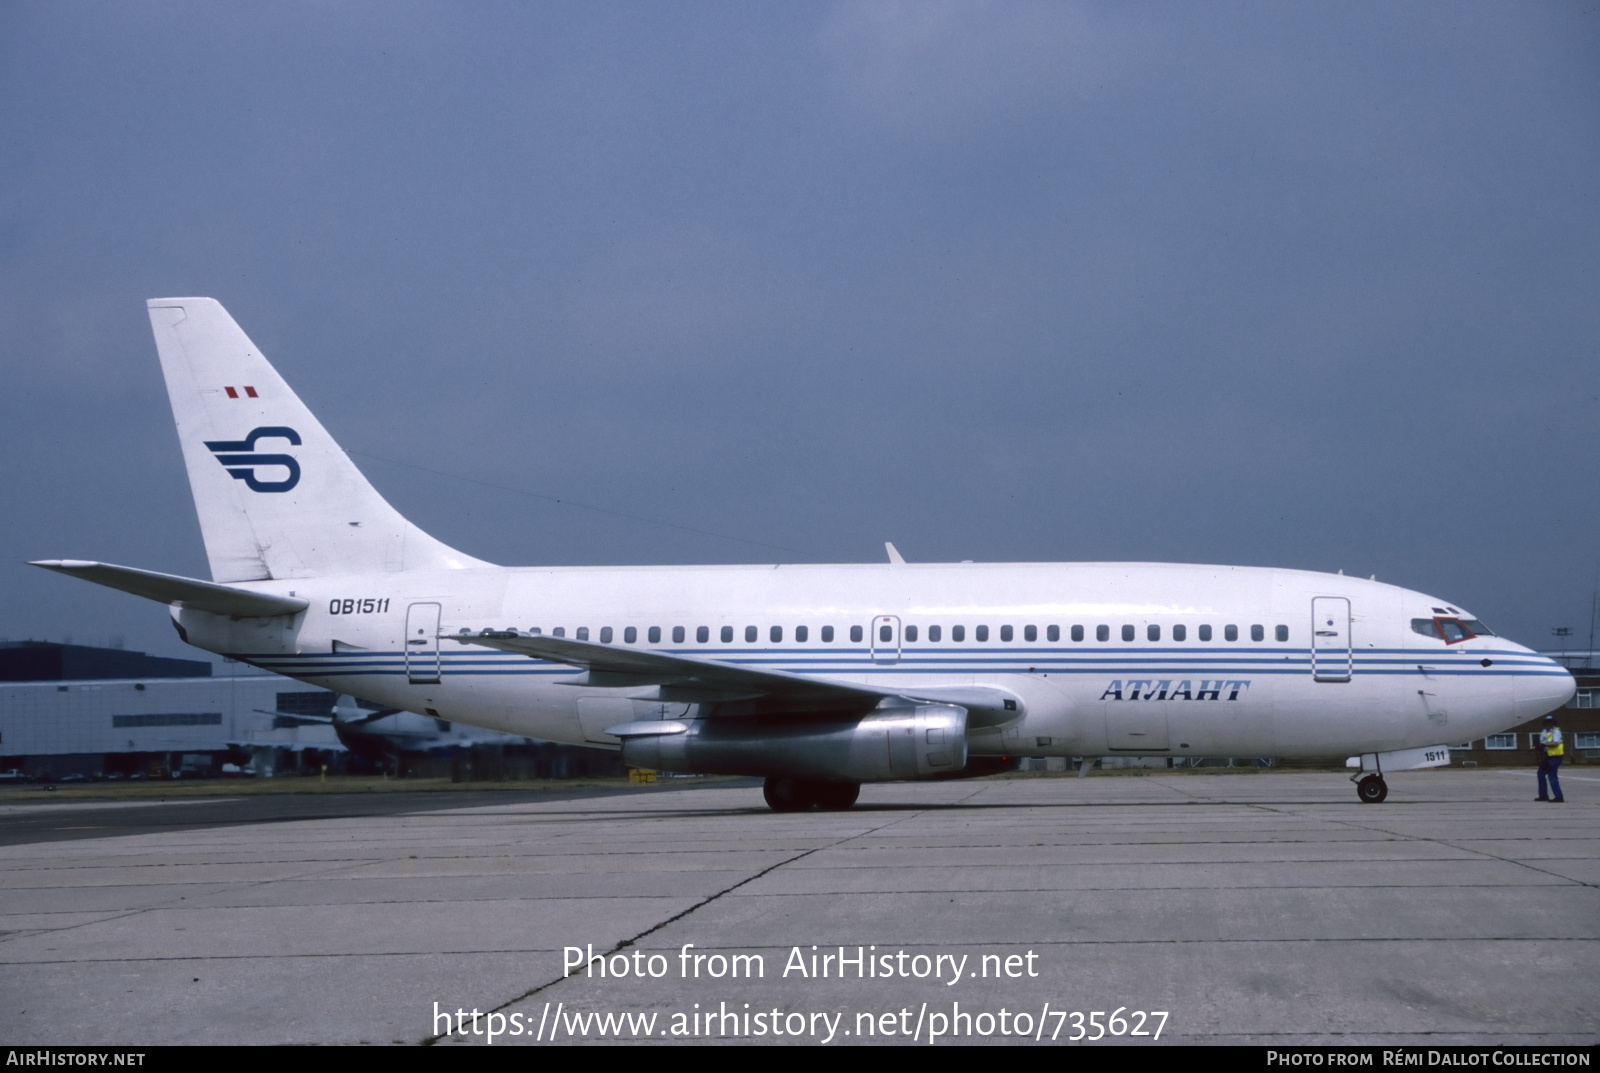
[1537,756,1563,801]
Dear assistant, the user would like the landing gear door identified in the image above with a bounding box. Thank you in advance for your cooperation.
[871,615,901,665]
[1312,596,1352,683]
[405,602,441,684]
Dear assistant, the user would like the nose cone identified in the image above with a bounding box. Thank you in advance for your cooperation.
[1512,654,1576,722]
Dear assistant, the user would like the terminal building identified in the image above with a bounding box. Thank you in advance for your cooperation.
[0,640,624,782]
[0,640,341,780]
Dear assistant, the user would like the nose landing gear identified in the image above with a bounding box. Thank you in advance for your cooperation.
[1355,774,1388,803]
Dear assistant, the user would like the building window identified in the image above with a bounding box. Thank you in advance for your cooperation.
[1574,732,1600,749]
[113,713,222,728]
[1484,734,1516,750]
[1570,689,1597,709]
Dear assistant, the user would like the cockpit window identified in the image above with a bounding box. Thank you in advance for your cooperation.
[1411,617,1491,644]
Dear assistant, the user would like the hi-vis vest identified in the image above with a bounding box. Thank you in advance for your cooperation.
[1540,727,1564,757]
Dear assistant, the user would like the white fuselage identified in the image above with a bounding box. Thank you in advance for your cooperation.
[172,561,1574,764]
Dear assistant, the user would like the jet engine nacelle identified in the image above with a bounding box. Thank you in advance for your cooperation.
[619,702,968,782]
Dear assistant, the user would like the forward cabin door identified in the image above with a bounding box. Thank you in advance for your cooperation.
[1311,596,1352,682]
[405,602,442,684]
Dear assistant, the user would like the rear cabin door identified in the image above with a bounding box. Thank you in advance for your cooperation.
[405,602,441,684]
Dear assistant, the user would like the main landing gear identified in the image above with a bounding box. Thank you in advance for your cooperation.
[763,777,860,812]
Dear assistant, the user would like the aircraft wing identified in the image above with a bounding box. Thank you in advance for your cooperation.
[451,630,885,706]
[28,560,309,617]
[451,631,1022,725]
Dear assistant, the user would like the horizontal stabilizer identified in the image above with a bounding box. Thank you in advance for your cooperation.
[28,560,308,617]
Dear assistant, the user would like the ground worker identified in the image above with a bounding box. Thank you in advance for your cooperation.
[1536,712,1565,803]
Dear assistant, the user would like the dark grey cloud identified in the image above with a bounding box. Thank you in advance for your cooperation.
[3,1,1597,662]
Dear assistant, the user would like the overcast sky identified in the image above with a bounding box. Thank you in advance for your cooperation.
[2,1,1597,664]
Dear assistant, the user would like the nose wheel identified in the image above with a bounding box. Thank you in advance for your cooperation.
[1355,774,1388,803]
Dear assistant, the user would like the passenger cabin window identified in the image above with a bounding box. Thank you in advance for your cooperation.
[1000,625,1013,642]
[1121,625,1135,642]
[952,625,966,642]
[553,627,566,637]
[850,625,863,643]
[1224,625,1238,642]
[879,624,892,642]
[1047,625,1059,642]
[745,626,758,643]
[576,627,589,641]
[1148,624,1160,642]
[1199,625,1212,641]
[1071,625,1084,642]
[647,627,658,643]
[929,625,941,642]
[1023,625,1036,642]
[906,625,918,642]
[600,627,613,643]
[1275,625,1288,642]
[672,626,684,643]
[796,626,808,642]
[626,626,638,644]
[976,625,990,642]
[1173,624,1186,642]
[771,625,782,643]
[697,626,709,643]
[721,626,734,643]
[822,625,835,642]
[1096,625,1109,642]
[1251,624,1264,642]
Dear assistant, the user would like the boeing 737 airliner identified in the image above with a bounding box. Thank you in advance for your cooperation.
[32,299,1575,809]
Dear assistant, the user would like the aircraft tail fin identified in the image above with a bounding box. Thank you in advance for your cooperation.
[146,298,489,582]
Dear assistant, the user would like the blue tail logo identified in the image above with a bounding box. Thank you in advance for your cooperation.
[204,427,302,492]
